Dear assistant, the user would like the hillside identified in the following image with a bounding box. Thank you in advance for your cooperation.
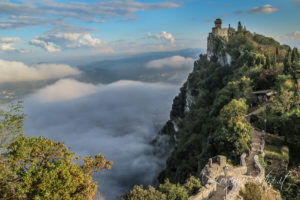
[123,19,300,200]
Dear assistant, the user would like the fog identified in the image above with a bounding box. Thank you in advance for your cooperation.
[23,79,179,199]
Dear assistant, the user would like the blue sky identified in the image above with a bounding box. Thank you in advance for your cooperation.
[1,0,300,64]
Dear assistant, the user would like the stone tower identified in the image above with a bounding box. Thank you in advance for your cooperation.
[214,18,222,29]
[207,19,236,64]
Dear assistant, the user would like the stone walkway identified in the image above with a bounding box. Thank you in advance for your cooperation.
[208,106,265,200]
[209,176,228,200]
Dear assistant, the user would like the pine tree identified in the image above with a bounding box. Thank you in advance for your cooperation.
[291,47,299,64]
[274,47,279,64]
[265,55,271,69]
[284,48,292,74]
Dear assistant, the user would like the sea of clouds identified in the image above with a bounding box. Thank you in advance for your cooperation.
[23,79,178,199]
[0,54,194,199]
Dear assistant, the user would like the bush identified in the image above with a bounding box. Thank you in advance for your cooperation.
[122,176,201,200]
[121,185,166,200]
[239,182,262,200]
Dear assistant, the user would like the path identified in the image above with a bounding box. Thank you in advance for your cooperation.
[208,105,265,200]
[209,176,228,200]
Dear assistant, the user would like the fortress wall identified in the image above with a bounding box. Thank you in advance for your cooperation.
[188,180,217,200]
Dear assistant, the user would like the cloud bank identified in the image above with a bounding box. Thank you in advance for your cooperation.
[0,59,80,83]
[147,56,194,69]
[31,79,97,102]
[24,79,177,199]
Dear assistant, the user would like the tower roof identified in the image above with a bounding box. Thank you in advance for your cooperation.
[215,18,222,25]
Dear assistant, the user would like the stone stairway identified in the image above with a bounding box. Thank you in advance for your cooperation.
[189,106,267,200]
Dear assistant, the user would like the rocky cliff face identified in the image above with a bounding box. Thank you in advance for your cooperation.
[207,34,232,66]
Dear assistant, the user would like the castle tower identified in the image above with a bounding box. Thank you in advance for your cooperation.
[207,19,236,61]
[214,18,222,29]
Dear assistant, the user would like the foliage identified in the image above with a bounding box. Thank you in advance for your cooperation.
[280,175,300,200]
[158,24,300,194]
[211,76,253,116]
[183,176,202,196]
[0,102,25,151]
[264,145,289,161]
[121,185,166,200]
[122,176,201,200]
[213,99,252,161]
[239,182,263,200]
[0,103,112,200]
[0,135,112,200]
[158,179,189,200]
[258,154,267,169]
[253,34,280,47]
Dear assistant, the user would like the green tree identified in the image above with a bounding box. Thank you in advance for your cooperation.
[284,48,292,75]
[291,47,299,64]
[211,76,253,116]
[265,54,271,69]
[158,179,189,200]
[0,104,112,200]
[122,176,201,200]
[1,135,112,200]
[0,102,25,152]
[121,185,167,200]
[214,99,252,160]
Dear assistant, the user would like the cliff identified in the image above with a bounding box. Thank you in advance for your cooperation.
[157,19,300,199]
[122,18,300,200]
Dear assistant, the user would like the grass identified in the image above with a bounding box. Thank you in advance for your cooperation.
[264,145,289,161]
[258,154,267,169]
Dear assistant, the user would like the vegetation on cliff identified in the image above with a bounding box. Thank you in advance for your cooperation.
[155,22,300,199]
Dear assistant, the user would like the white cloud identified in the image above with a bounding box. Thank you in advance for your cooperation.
[81,33,102,47]
[248,4,278,14]
[0,37,21,42]
[30,39,61,52]
[31,79,97,102]
[274,31,300,48]
[146,56,194,69]
[30,33,102,52]
[0,1,180,29]
[0,37,22,52]
[0,59,80,83]
[0,43,16,51]
[148,31,175,44]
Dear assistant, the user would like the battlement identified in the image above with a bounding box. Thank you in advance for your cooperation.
[209,18,235,41]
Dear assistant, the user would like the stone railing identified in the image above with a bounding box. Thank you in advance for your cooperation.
[188,180,217,200]
[254,134,265,182]
[189,154,248,200]
[254,155,265,182]
[227,153,247,177]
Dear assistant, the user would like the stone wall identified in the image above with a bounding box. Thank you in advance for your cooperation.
[188,180,217,200]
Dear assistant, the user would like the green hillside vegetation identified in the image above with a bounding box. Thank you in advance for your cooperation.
[143,23,299,199]
[121,176,201,200]
[0,103,112,200]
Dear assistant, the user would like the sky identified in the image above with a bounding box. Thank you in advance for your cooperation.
[1,0,300,64]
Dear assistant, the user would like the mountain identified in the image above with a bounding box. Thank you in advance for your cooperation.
[77,48,203,84]
[123,19,300,200]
